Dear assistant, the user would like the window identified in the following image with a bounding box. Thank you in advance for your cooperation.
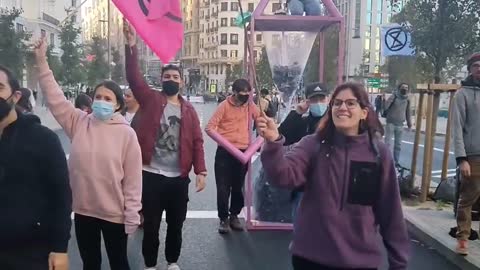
[221,50,228,57]
[231,50,238,58]
[248,3,255,12]
[376,13,382,24]
[377,0,383,11]
[16,23,24,32]
[221,33,228,44]
[220,65,224,74]
[364,50,370,63]
[231,2,239,11]
[272,3,281,12]
[364,39,370,50]
[221,18,227,26]
[256,34,262,42]
[376,27,380,38]
[230,34,238,44]
[254,50,258,59]
[72,0,77,6]
[215,65,218,74]
[354,0,361,37]
[41,29,46,38]
[365,26,371,38]
[375,38,380,50]
[366,12,372,24]
[230,17,236,26]
[367,0,372,12]
[375,51,381,62]
[221,2,228,11]
[50,33,55,46]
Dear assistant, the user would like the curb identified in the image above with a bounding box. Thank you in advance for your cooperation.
[405,216,479,270]
[381,124,446,137]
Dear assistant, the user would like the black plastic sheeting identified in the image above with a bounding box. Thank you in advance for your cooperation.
[251,146,294,224]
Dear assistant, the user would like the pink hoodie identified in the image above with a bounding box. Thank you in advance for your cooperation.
[37,60,143,234]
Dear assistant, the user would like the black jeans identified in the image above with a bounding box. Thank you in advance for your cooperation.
[142,171,189,266]
[214,146,248,220]
[292,255,377,270]
[0,244,49,270]
[75,214,129,270]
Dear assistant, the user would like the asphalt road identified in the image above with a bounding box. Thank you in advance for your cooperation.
[53,102,460,270]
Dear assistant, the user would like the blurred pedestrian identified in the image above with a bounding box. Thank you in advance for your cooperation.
[17,87,34,113]
[74,93,93,114]
[122,88,140,127]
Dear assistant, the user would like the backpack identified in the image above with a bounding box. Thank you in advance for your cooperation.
[381,95,396,118]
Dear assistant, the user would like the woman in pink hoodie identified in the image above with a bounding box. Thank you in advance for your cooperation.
[34,39,143,270]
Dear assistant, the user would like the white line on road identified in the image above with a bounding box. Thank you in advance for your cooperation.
[431,169,456,174]
[432,173,457,179]
[401,140,454,155]
[71,211,220,220]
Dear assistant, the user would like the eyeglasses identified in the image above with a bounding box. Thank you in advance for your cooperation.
[332,99,359,109]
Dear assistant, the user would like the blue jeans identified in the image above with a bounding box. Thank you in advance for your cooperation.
[288,0,322,15]
[291,191,303,230]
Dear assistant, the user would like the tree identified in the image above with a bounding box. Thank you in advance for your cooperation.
[111,47,124,84]
[395,0,480,82]
[255,47,273,90]
[86,36,108,86]
[46,45,62,79]
[59,15,85,87]
[0,8,31,81]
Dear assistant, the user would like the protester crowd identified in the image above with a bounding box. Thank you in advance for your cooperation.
[2,17,479,270]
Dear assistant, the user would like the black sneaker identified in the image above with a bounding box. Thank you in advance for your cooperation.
[218,219,230,234]
[229,215,244,231]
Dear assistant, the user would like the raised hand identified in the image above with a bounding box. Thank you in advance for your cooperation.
[33,38,48,62]
[256,114,280,142]
[296,101,309,115]
[123,18,136,47]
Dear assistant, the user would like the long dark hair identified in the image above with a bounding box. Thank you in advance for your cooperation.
[317,83,384,153]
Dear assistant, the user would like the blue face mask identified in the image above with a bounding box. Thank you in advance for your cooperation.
[309,103,328,117]
[92,100,115,121]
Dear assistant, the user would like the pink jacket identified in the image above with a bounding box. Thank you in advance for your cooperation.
[37,60,143,233]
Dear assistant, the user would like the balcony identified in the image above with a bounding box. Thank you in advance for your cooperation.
[212,12,218,17]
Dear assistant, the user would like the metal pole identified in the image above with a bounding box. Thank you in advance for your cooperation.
[410,90,425,189]
[338,18,346,84]
[107,0,111,80]
[318,32,325,82]
[425,91,441,194]
[420,87,434,203]
[441,90,455,180]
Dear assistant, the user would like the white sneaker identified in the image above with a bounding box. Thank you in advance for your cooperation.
[167,263,181,270]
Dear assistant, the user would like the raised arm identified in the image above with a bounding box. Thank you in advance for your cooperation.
[124,20,154,106]
[122,131,143,234]
[34,38,84,139]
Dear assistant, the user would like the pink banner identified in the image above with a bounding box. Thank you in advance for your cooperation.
[113,0,183,63]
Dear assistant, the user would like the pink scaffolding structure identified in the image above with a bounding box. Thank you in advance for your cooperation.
[244,0,345,231]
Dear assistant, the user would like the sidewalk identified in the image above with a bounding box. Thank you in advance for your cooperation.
[379,116,448,136]
[33,105,62,131]
[404,202,480,270]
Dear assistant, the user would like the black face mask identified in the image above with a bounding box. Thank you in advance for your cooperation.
[236,94,249,104]
[0,95,14,122]
[162,80,180,96]
[400,89,408,95]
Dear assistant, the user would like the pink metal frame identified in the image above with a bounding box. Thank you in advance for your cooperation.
[244,0,345,231]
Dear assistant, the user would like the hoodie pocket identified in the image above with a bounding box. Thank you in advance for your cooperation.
[347,161,381,206]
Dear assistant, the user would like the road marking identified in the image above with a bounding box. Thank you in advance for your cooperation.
[431,169,456,174]
[71,211,220,220]
[432,173,457,179]
[401,140,454,155]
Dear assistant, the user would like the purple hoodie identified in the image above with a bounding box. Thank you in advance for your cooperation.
[261,132,409,269]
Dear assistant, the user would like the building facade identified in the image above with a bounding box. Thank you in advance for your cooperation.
[336,0,406,81]
[1,0,81,87]
[198,0,281,93]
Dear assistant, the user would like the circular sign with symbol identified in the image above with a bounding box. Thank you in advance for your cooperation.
[385,27,408,52]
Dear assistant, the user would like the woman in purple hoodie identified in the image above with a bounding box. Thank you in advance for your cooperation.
[256,83,409,270]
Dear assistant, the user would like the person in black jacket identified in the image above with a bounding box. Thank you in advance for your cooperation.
[278,82,330,223]
[0,65,72,270]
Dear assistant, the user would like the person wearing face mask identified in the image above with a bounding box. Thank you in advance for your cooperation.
[206,78,260,234]
[124,21,207,270]
[277,82,330,224]
[383,83,412,166]
[0,65,72,270]
[33,38,143,270]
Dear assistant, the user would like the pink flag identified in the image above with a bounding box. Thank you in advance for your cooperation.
[112,0,183,64]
